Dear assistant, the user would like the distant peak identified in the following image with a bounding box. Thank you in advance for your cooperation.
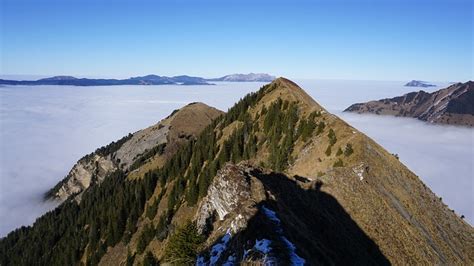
[39,76,77,81]
[405,80,436,87]
[210,73,275,82]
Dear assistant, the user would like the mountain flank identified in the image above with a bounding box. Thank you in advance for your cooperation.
[1,78,472,265]
[345,81,474,126]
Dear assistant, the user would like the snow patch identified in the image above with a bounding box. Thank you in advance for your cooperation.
[262,206,281,225]
[198,229,232,266]
[254,238,272,253]
[259,206,306,265]
[196,256,205,266]
[282,237,306,265]
[222,254,236,266]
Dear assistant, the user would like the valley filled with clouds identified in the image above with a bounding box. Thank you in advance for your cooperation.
[0,80,472,236]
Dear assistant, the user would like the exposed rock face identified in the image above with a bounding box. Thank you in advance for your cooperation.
[55,154,116,201]
[195,163,266,235]
[47,102,222,203]
[345,81,474,126]
[113,124,169,170]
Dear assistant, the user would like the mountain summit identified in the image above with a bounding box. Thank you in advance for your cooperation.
[1,78,472,265]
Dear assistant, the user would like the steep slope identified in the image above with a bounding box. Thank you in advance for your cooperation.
[46,102,223,203]
[345,81,474,126]
[1,78,472,266]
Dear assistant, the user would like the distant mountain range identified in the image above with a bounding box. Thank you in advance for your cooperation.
[0,73,276,86]
[404,80,436,87]
[208,73,275,82]
[345,81,474,127]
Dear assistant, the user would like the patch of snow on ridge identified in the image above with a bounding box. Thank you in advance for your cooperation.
[243,239,277,265]
[282,237,306,265]
[254,239,272,253]
[262,206,281,225]
[197,229,232,266]
[210,231,231,265]
[260,206,306,265]
[196,256,205,266]
[222,254,236,266]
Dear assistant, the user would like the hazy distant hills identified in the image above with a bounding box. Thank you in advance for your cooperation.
[405,80,436,87]
[208,73,276,82]
[345,81,474,127]
[0,73,276,86]
[0,75,212,86]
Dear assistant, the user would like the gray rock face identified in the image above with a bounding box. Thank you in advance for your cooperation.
[52,122,170,202]
[195,163,266,235]
[114,124,169,170]
[55,154,116,202]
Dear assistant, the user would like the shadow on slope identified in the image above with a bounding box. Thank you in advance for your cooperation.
[200,169,390,265]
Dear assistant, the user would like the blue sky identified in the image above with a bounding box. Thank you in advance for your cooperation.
[1,0,472,81]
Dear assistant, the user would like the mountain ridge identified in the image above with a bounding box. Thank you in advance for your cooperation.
[344,81,474,126]
[1,78,472,265]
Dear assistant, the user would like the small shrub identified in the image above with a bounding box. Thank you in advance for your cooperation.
[325,145,332,156]
[336,147,343,156]
[328,128,337,145]
[344,144,354,156]
[316,122,325,135]
[333,158,344,167]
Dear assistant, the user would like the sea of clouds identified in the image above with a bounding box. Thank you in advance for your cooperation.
[0,80,472,236]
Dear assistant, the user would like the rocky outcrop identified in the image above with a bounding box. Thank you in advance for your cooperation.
[345,81,474,126]
[55,154,116,202]
[195,163,266,235]
[47,102,222,203]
